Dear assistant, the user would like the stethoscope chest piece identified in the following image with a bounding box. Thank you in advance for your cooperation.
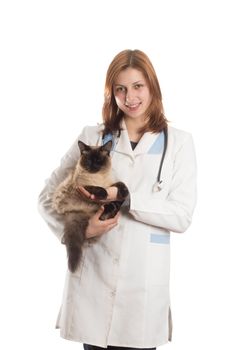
[153,180,164,192]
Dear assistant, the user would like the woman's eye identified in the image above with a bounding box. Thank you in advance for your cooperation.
[134,84,143,89]
[116,86,126,92]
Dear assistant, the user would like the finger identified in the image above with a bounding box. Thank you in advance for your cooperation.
[76,187,86,197]
[95,206,105,217]
[102,213,120,226]
[105,222,118,232]
[77,186,91,197]
[79,187,97,201]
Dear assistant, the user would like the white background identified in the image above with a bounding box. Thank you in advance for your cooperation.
[0,0,249,349]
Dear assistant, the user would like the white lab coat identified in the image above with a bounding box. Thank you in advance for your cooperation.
[38,118,197,348]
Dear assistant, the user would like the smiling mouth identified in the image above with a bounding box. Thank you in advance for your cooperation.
[125,103,141,110]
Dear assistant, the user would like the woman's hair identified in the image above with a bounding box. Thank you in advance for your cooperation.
[102,49,169,136]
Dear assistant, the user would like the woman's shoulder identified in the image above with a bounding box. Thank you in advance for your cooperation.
[82,122,104,134]
[78,123,105,144]
[167,125,194,151]
[168,125,193,139]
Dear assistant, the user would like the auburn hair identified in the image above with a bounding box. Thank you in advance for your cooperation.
[102,49,169,137]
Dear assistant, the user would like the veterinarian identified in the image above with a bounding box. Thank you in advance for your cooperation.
[38,49,197,350]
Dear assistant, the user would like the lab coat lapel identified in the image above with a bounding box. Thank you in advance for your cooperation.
[114,121,134,158]
[133,131,159,156]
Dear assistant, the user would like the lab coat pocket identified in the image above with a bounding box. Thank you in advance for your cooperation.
[147,233,170,286]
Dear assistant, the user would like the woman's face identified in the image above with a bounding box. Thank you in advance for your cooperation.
[113,67,152,122]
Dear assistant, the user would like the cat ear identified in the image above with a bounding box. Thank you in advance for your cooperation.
[102,140,112,153]
[78,140,91,154]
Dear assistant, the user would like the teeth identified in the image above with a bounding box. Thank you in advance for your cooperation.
[127,104,139,108]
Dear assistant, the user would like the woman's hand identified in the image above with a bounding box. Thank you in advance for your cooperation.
[77,186,118,202]
[85,205,120,238]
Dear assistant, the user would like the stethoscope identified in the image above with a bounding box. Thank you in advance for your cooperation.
[102,127,168,192]
[153,127,168,192]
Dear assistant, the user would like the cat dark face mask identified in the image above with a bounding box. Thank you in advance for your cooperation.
[78,140,112,173]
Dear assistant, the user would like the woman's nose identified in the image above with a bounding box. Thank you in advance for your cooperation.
[125,89,136,104]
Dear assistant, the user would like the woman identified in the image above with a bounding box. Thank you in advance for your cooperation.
[38,49,197,349]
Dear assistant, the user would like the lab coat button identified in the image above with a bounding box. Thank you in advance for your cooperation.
[110,290,116,297]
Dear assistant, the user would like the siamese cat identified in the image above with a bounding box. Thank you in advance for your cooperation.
[52,140,129,273]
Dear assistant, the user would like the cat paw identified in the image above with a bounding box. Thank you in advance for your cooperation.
[99,201,122,220]
[112,182,129,200]
[84,186,108,200]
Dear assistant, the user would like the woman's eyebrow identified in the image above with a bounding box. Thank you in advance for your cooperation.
[114,80,144,87]
[132,80,143,85]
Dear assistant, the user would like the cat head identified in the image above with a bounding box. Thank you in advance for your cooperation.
[77,140,112,173]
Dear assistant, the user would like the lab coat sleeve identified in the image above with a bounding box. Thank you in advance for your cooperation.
[37,127,89,242]
[129,134,197,233]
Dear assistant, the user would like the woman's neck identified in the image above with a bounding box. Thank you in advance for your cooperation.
[124,116,145,142]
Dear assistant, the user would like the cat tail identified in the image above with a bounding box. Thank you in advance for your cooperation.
[62,212,89,273]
